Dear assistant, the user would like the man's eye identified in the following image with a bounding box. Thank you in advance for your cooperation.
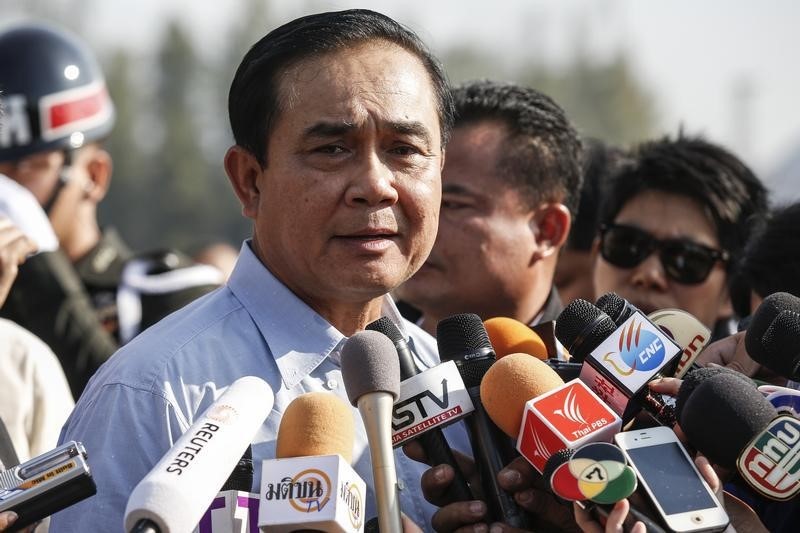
[441,200,469,210]
[315,145,347,154]
[390,145,420,156]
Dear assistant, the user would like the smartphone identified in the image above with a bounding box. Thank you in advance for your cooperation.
[614,427,729,533]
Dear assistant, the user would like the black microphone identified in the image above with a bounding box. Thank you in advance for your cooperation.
[437,314,530,529]
[745,292,800,381]
[555,299,682,425]
[366,317,474,502]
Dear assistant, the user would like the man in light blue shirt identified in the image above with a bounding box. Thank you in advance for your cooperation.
[52,8,463,532]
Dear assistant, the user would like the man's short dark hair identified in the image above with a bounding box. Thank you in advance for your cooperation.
[228,9,454,166]
[567,139,627,251]
[451,80,584,214]
[599,133,769,275]
[738,202,800,300]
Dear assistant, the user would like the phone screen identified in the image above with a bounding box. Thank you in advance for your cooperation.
[627,442,716,515]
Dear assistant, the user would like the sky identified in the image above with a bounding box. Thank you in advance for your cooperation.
[6,0,800,193]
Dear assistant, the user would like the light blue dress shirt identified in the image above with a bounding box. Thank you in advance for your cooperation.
[51,241,466,532]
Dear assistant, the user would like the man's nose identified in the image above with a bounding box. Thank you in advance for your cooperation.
[629,251,669,291]
[345,151,399,207]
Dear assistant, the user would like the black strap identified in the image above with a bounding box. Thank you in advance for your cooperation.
[0,416,19,469]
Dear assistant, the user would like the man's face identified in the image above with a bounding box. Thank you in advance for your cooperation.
[593,190,731,328]
[396,121,541,320]
[246,42,443,307]
[0,149,87,245]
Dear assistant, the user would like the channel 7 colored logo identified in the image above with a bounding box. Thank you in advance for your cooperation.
[737,415,800,500]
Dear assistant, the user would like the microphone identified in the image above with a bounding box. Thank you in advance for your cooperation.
[341,330,402,533]
[125,376,274,533]
[436,314,530,528]
[745,292,800,381]
[259,392,365,532]
[480,354,620,473]
[365,317,474,501]
[193,447,259,533]
[555,299,682,421]
[678,372,800,500]
[596,292,711,378]
[485,316,582,381]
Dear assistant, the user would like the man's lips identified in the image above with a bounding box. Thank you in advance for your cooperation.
[336,228,398,239]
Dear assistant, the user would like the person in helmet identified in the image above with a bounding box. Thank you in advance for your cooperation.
[0,23,221,396]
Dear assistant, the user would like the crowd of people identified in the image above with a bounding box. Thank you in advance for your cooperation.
[0,8,797,532]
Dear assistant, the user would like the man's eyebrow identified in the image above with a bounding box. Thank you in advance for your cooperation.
[387,120,432,145]
[302,121,356,139]
[442,183,475,196]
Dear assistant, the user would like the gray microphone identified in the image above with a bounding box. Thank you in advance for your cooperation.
[342,330,403,533]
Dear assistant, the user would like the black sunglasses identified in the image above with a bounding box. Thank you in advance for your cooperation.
[599,223,730,285]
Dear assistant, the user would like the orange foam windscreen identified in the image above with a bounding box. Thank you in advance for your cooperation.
[484,317,549,360]
[480,353,564,438]
[276,391,355,463]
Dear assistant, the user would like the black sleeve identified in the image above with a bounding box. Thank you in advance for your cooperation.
[0,250,118,397]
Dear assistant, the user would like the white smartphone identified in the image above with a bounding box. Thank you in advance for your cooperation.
[614,427,729,533]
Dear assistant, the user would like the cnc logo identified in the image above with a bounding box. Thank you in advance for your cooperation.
[738,415,800,500]
[602,319,666,377]
[340,480,364,529]
[263,469,332,512]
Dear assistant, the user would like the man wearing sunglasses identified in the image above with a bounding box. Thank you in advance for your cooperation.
[592,134,768,332]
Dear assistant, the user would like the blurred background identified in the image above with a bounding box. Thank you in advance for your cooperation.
[3,0,798,253]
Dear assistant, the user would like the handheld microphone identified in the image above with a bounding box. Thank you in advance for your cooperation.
[594,293,711,379]
[485,316,582,381]
[259,392,365,532]
[341,330,402,533]
[556,299,682,421]
[679,372,800,500]
[125,376,274,533]
[437,314,530,529]
[480,354,620,473]
[745,292,800,381]
[366,317,473,501]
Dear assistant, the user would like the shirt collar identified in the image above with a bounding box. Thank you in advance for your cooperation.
[227,241,411,389]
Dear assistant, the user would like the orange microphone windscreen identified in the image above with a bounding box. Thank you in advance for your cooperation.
[484,317,549,360]
[276,391,355,463]
[480,353,564,438]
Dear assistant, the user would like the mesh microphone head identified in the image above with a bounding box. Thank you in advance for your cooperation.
[365,316,405,344]
[679,372,777,468]
[554,299,617,362]
[595,292,637,325]
[341,330,401,405]
[675,366,753,422]
[762,310,800,379]
[221,445,253,492]
[746,292,800,373]
[543,448,574,482]
[437,314,496,388]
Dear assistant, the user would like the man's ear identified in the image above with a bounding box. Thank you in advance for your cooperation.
[85,148,112,202]
[532,203,571,258]
[224,146,262,219]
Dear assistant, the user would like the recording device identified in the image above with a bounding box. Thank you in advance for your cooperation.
[745,292,800,381]
[0,441,96,531]
[259,392,365,533]
[615,427,730,533]
[341,330,403,533]
[556,299,682,418]
[125,376,274,533]
[480,354,620,473]
[437,314,530,529]
[679,372,800,501]
[366,317,474,501]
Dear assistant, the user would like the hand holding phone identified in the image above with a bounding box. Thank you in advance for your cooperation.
[615,427,729,533]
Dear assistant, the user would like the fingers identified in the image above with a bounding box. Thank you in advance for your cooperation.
[0,511,18,530]
[648,377,682,397]
[696,334,740,367]
[573,502,603,533]
[403,440,429,465]
[497,456,538,493]
[695,454,721,496]
[431,500,487,533]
